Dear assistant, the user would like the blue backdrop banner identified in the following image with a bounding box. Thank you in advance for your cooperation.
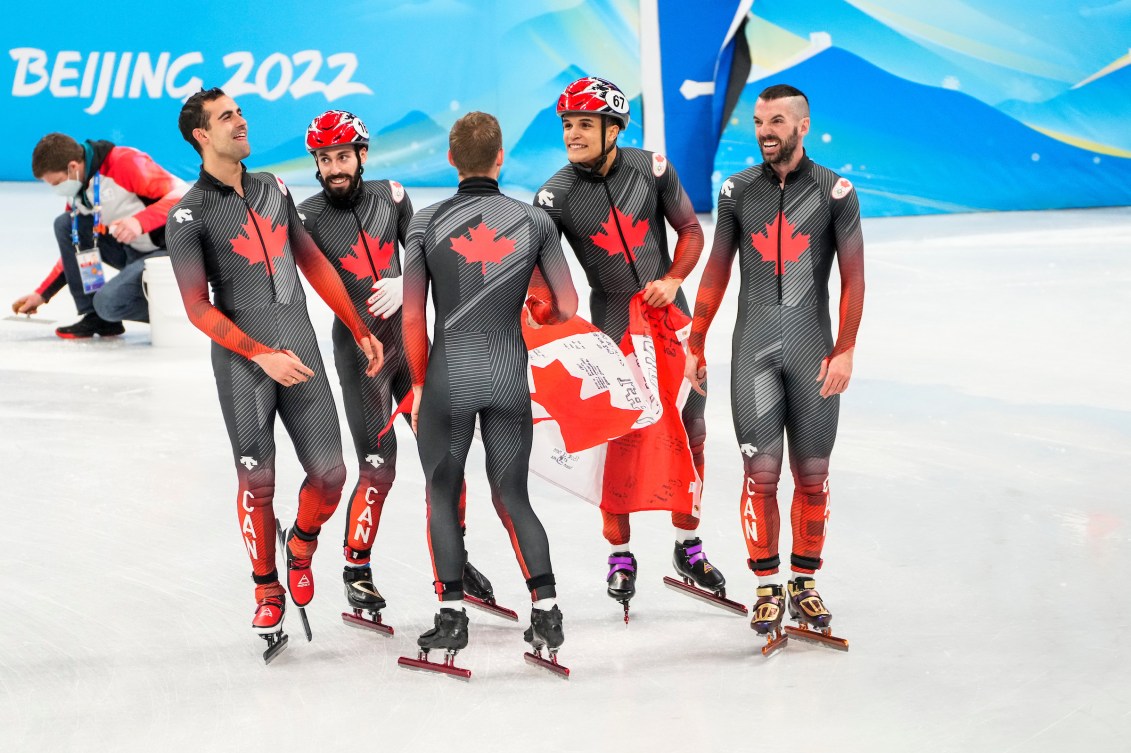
[711,1,1131,216]
[2,0,642,189]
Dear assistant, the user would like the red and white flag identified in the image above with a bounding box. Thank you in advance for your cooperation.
[525,293,700,519]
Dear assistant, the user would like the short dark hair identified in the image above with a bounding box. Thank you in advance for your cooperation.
[31,133,83,177]
[758,84,808,104]
[757,84,810,118]
[179,87,227,154]
[449,112,502,175]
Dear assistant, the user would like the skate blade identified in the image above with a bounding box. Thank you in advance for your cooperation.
[662,576,748,616]
[759,631,788,657]
[296,606,312,641]
[397,655,471,681]
[783,624,849,651]
[524,651,570,679]
[262,633,289,664]
[464,595,519,622]
[342,611,394,636]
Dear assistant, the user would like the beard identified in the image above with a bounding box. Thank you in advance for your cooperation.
[760,126,800,165]
[323,168,360,200]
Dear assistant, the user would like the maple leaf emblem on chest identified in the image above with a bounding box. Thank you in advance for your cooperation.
[450,222,517,275]
[590,208,650,263]
[339,231,395,282]
[750,213,810,275]
[230,207,287,274]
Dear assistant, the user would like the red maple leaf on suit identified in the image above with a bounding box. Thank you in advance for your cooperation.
[339,231,395,282]
[530,359,642,453]
[230,208,287,274]
[450,222,517,275]
[751,213,810,275]
[590,208,650,263]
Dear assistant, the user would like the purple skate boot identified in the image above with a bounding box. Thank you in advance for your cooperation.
[782,577,849,651]
[750,584,788,657]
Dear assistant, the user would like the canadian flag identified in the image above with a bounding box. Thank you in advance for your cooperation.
[377,294,700,519]
[525,293,700,518]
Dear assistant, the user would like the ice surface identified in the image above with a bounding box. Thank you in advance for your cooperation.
[0,183,1128,752]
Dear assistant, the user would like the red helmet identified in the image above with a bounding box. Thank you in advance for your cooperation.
[306,110,370,154]
[557,76,630,129]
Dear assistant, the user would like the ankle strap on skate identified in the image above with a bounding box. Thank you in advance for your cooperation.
[682,541,705,565]
[344,545,372,564]
[435,579,464,598]
[252,570,280,585]
[607,555,635,578]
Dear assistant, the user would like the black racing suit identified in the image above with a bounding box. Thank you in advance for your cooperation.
[534,147,705,544]
[298,178,417,566]
[166,167,375,595]
[688,154,865,576]
[402,177,578,602]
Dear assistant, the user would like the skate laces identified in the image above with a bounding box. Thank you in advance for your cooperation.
[607,555,635,579]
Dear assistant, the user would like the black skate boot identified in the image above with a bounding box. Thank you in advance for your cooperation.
[398,607,472,679]
[417,607,469,652]
[340,565,393,636]
[750,584,788,657]
[782,577,849,651]
[55,312,124,339]
[344,565,387,612]
[462,561,494,601]
[523,605,569,678]
[524,605,565,652]
[663,540,747,615]
[462,560,518,621]
[607,552,636,623]
[673,538,727,595]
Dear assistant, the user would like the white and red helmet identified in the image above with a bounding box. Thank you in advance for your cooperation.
[306,110,370,154]
[557,76,630,129]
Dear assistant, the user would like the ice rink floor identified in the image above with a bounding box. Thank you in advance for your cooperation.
[1,183,1128,752]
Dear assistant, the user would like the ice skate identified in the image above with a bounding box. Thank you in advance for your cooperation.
[252,592,289,664]
[275,522,312,641]
[462,560,518,621]
[397,607,472,680]
[750,584,788,656]
[607,552,637,623]
[340,565,393,636]
[523,605,569,679]
[662,538,747,616]
[284,529,314,608]
[782,577,849,651]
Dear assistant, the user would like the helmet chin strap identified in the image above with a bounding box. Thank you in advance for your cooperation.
[574,115,617,178]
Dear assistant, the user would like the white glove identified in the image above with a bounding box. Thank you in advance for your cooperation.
[367,276,403,319]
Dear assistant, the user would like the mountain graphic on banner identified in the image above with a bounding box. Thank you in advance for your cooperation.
[716,46,1131,217]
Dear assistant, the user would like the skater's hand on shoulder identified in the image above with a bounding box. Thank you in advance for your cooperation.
[12,292,44,315]
[817,349,853,398]
[642,277,681,308]
[109,216,143,244]
[685,351,707,396]
[252,349,315,386]
[367,277,403,319]
[358,334,384,377]
[411,384,423,435]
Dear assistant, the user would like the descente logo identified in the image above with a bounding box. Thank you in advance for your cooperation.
[9,49,373,116]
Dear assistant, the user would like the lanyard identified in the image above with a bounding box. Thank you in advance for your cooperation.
[70,173,102,251]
